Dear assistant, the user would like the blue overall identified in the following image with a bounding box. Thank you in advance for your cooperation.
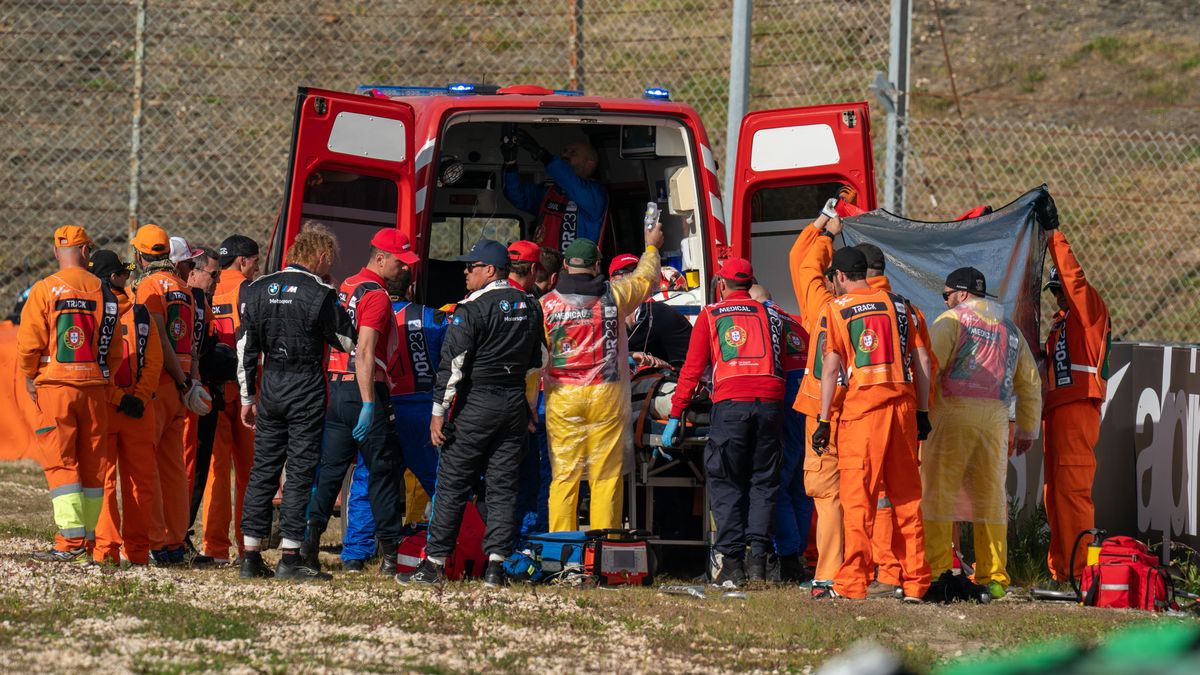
[342,301,447,562]
[773,369,814,557]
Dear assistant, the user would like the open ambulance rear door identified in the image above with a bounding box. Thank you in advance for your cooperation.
[728,103,876,314]
[267,87,416,283]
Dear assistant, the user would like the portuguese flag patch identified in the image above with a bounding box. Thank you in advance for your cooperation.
[55,312,96,363]
[849,314,893,367]
[716,316,748,362]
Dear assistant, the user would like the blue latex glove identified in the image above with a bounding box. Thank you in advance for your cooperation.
[352,401,375,442]
[661,417,680,448]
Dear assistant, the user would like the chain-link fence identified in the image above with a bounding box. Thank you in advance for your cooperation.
[903,119,1200,342]
[3,0,1197,341]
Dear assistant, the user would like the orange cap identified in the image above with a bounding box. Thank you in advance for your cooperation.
[132,224,170,255]
[53,225,91,248]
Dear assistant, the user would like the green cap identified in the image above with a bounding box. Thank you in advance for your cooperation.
[563,238,600,267]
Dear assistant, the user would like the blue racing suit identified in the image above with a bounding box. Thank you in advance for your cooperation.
[503,157,607,252]
[774,371,814,557]
[342,299,448,562]
[766,300,814,559]
[516,390,550,537]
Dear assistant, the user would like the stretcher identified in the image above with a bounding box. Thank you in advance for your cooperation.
[629,369,710,449]
[626,368,712,548]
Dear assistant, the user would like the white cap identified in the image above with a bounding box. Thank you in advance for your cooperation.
[169,236,203,264]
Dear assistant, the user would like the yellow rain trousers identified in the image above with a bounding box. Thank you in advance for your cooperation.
[544,247,660,532]
[922,297,1041,589]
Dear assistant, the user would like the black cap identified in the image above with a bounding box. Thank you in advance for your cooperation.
[218,234,259,267]
[945,266,994,297]
[89,249,133,279]
[1043,266,1062,292]
[856,243,886,272]
[827,246,868,277]
[457,239,509,269]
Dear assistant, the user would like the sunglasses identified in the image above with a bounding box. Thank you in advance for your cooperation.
[465,262,491,271]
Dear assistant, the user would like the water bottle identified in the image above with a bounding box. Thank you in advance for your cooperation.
[643,201,660,230]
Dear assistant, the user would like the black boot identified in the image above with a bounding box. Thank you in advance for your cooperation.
[276,552,331,581]
[396,558,445,585]
[746,552,768,583]
[483,560,506,588]
[765,553,782,583]
[300,522,324,570]
[779,554,808,583]
[378,540,398,575]
[710,552,747,588]
[239,551,274,579]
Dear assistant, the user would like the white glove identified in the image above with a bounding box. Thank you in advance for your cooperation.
[183,381,212,415]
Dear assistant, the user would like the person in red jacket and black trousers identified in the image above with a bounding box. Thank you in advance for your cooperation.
[662,258,786,588]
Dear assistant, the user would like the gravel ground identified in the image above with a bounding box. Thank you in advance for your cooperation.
[0,459,1173,673]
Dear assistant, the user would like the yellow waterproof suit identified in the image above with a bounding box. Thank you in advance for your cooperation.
[923,296,1040,588]
[542,247,660,531]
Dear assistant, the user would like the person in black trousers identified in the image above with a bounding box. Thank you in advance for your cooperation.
[302,228,420,575]
[236,223,355,581]
[399,239,546,588]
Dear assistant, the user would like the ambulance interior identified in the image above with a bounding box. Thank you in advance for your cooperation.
[295,115,711,310]
[422,116,710,309]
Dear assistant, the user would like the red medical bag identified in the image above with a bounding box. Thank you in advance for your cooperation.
[394,502,486,580]
[1079,536,1174,612]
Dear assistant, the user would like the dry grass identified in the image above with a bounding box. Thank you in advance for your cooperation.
[0,460,1175,673]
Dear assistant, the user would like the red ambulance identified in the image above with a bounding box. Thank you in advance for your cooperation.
[267,83,875,315]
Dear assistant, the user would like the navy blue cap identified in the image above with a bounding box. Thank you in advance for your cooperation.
[457,239,509,269]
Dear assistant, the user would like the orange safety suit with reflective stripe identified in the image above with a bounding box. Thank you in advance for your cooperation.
[199,268,256,558]
[822,287,931,599]
[787,223,844,582]
[136,269,195,550]
[865,274,936,587]
[16,267,121,551]
[94,290,165,564]
[1042,230,1110,582]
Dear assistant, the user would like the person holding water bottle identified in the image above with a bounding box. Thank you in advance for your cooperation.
[540,214,664,532]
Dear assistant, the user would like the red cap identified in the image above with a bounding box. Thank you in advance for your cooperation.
[371,229,420,265]
[608,253,639,276]
[507,240,541,265]
[719,257,754,282]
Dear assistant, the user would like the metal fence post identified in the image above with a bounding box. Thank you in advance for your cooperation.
[127,0,146,246]
[722,0,751,238]
[569,0,585,91]
[884,0,912,214]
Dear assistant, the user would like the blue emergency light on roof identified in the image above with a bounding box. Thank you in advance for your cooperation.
[357,85,448,97]
[357,83,577,98]
[643,87,671,101]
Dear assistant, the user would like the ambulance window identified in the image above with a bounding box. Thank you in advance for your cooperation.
[299,170,399,283]
[302,170,397,215]
[424,216,522,308]
[750,183,843,223]
[428,216,521,259]
[748,182,845,315]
